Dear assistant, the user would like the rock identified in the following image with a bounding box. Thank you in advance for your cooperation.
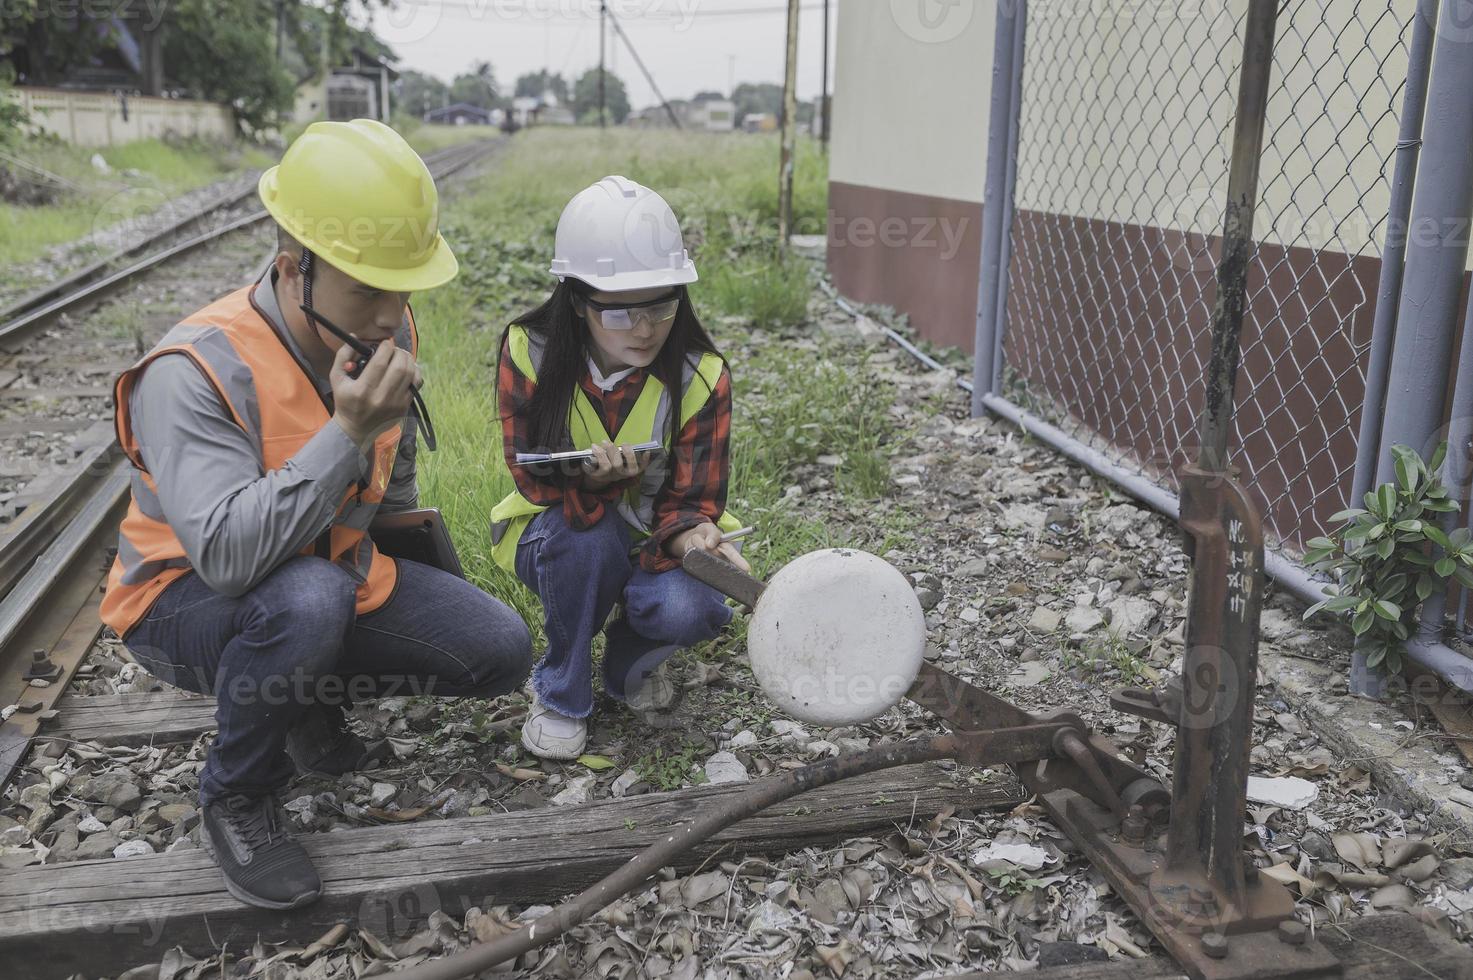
[923,643,942,662]
[1065,606,1105,634]
[1246,776,1318,810]
[1038,942,1108,967]
[368,782,398,808]
[1106,596,1156,634]
[79,773,142,812]
[1000,503,1047,532]
[610,770,646,799]
[156,803,198,829]
[971,841,1052,872]
[1259,607,1298,641]
[1300,831,1333,861]
[1441,857,1473,890]
[704,752,748,785]
[18,783,50,811]
[1027,607,1062,633]
[954,558,989,578]
[914,586,941,611]
[1009,662,1051,687]
[958,607,981,624]
[728,730,758,749]
[771,719,809,740]
[113,839,155,859]
[74,832,120,861]
[550,774,596,806]
[76,814,107,835]
[24,804,53,836]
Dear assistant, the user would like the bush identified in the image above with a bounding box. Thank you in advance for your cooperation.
[1304,443,1473,673]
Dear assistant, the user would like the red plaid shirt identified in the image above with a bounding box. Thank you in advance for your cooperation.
[498,335,732,573]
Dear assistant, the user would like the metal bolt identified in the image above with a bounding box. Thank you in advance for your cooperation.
[1201,932,1229,959]
[1121,805,1148,845]
[1277,920,1307,946]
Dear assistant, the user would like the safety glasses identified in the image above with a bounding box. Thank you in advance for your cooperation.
[578,291,680,331]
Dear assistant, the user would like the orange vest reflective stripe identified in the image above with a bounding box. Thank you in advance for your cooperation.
[100,284,413,636]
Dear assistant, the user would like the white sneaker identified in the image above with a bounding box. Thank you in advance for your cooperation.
[520,697,587,760]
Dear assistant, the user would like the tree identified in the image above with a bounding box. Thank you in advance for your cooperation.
[691,90,725,103]
[732,81,784,125]
[398,70,449,117]
[450,61,499,110]
[514,69,568,104]
[161,0,297,133]
[572,67,629,125]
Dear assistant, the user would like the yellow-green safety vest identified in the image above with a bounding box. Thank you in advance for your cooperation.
[489,324,741,571]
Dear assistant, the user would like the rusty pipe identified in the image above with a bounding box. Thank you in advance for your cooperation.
[388,734,963,980]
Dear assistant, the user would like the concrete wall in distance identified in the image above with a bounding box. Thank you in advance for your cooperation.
[7,88,235,147]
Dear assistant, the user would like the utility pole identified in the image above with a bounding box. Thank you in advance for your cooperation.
[778,0,800,255]
[820,0,831,147]
[599,0,608,128]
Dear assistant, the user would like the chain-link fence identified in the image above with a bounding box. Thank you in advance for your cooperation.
[996,0,1413,560]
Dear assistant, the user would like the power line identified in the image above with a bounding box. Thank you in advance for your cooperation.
[605,6,682,128]
[384,0,825,18]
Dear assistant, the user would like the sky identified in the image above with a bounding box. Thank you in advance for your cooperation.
[363,0,837,109]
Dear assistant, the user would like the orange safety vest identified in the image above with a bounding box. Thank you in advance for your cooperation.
[100,283,413,637]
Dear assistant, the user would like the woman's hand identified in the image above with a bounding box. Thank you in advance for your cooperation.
[582,440,652,490]
[671,522,751,573]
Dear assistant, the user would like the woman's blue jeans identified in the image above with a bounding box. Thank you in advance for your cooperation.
[514,507,732,718]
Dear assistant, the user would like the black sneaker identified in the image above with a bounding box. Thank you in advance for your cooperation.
[285,703,386,777]
[201,793,322,910]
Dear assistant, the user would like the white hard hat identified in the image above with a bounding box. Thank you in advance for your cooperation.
[747,549,927,726]
[549,175,698,291]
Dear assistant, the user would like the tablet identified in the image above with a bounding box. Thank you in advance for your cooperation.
[369,508,465,579]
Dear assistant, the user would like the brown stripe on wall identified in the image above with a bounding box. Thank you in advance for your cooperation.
[826,180,984,351]
[1004,208,1382,551]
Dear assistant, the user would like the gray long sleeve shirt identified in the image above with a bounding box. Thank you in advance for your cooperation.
[127,271,418,598]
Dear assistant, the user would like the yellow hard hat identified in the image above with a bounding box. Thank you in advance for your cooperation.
[258,118,458,292]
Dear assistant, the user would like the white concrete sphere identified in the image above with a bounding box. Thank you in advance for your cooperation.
[747,548,926,726]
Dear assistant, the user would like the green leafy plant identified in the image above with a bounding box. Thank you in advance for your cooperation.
[1304,443,1472,674]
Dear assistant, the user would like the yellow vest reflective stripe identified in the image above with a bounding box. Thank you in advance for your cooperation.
[489,324,740,572]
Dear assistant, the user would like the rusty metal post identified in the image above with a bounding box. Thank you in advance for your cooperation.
[1163,0,1279,922]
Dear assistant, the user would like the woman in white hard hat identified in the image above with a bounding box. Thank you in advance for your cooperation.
[490,175,748,759]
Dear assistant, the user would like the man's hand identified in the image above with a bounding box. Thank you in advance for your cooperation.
[583,440,652,490]
[670,522,751,573]
[330,338,422,448]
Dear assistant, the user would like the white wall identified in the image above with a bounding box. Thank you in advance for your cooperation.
[829,0,995,204]
[8,88,234,147]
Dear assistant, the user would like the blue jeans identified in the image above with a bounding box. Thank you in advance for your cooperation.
[514,507,732,718]
[123,556,532,805]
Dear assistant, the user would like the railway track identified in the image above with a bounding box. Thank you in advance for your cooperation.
[0,137,503,789]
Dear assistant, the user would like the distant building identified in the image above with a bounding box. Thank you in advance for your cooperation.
[293,46,398,123]
[742,112,777,134]
[425,102,495,126]
[689,99,736,132]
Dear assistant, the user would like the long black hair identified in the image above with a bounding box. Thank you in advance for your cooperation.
[499,279,724,454]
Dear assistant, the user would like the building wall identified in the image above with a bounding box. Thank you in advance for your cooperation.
[827,0,995,350]
[7,87,234,147]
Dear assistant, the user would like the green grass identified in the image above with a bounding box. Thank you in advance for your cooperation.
[0,118,482,274]
[0,134,274,269]
[412,128,892,656]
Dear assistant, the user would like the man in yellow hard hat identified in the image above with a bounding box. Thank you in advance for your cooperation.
[100,120,532,910]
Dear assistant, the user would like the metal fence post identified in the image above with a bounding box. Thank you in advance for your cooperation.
[972,0,1024,417]
[1349,0,1439,510]
[989,3,1026,396]
[1374,3,1473,488]
[1368,0,1473,692]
